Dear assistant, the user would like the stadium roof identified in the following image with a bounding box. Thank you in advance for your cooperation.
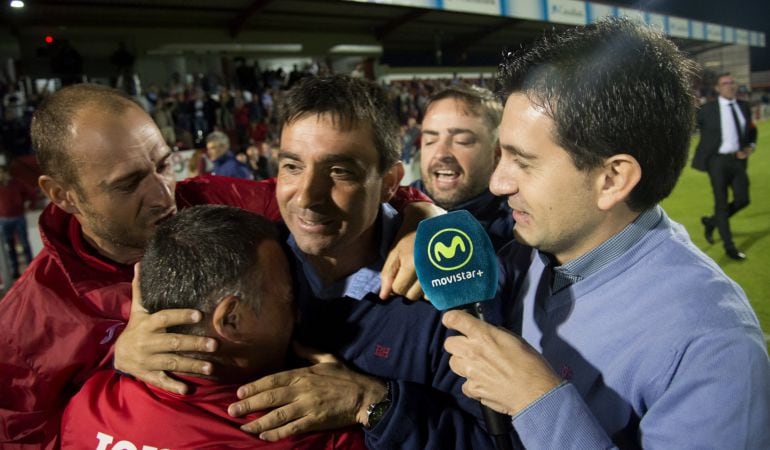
[1,0,765,67]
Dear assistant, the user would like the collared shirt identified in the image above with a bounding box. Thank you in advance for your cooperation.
[502,207,770,448]
[550,207,663,293]
[718,96,746,154]
[287,203,399,300]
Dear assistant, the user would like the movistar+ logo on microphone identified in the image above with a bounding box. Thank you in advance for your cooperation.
[427,228,485,287]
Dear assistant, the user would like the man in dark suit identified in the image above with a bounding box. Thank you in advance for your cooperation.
[692,73,757,260]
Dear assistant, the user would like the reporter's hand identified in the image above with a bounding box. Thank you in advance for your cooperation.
[113,263,218,394]
[442,310,561,416]
[380,202,444,301]
[228,343,387,441]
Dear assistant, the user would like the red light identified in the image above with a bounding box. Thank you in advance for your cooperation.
[45,36,54,44]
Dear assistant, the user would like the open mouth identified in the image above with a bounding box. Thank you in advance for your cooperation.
[511,208,530,223]
[433,169,460,180]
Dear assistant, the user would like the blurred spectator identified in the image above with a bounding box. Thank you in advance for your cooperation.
[287,64,305,88]
[192,90,209,147]
[249,117,269,146]
[400,116,420,164]
[49,39,84,86]
[0,166,35,279]
[153,96,176,146]
[187,149,211,178]
[233,96,251,150]
[1,104,32,156]
[351,64,365,79]
[110,42,135,86]
[205,131,252,179]
[244,142,273,180]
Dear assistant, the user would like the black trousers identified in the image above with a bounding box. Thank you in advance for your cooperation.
[706,153,750,251]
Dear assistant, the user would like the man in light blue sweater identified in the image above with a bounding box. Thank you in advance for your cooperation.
[443,18,770,448]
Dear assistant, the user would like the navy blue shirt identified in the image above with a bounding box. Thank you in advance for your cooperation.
[410,180,513,250]
[282,206,503,449]
[212,152,253,179]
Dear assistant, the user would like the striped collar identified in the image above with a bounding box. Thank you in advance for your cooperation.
[551,206,663,293]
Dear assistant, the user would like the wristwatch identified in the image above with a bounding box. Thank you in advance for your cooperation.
[365,380,392,429]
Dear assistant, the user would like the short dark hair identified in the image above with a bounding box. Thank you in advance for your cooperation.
[715,72,733,85]
[424,85,503,137]
[279,75,400,172]
[140,205,279,335]
[498,18,696,211]
[31,83,135,188]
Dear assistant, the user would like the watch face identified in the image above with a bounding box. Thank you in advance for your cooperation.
[365,380,393,429]
[366,400,391,429]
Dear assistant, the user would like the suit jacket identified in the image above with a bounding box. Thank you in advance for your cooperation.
[692,99,756,172]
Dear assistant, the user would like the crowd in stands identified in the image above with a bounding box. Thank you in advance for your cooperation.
[0,64,498,180]
[0,66,496,284]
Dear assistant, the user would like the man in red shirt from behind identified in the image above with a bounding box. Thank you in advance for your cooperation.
[61,205,364,450]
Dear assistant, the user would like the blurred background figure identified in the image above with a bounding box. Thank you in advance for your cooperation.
[0,165,36,280]
[205,131,252,179]
[186,149,211,178]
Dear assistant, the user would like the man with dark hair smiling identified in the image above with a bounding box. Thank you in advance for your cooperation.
[443,18,770,448]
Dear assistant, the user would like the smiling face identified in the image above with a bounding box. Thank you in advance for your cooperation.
[419,97,499,209]
[276,113,401,278]
[490,93,605,264]
[66,104,177,263]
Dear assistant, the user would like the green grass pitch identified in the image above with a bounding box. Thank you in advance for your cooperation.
[662,118,770,342]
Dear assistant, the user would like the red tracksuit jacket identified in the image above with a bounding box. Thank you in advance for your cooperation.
[60,371,365,450]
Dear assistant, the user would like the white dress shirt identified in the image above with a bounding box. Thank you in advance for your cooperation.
[718,96,746,154]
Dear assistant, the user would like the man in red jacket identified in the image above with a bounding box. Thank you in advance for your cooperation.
[0,84,428,448]
[61,205,365,450]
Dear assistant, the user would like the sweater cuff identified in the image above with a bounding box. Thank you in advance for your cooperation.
[513,382,613,448]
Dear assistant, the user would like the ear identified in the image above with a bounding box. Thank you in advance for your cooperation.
[594,154,642,211]
[380,161,405,202]
[211,295,254,344]
[38,175,82,215]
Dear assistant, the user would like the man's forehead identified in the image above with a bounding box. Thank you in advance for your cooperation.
[284,113,375,141]
[425,97,478,119]
[500,95,554,142]
[70,110,166,177]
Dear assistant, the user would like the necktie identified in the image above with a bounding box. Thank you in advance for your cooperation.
[730,102,746,146]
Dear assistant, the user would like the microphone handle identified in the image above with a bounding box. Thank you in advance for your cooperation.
[467,301,515,450]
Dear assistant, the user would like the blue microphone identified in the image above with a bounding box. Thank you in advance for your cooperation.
[414,210,513,450]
